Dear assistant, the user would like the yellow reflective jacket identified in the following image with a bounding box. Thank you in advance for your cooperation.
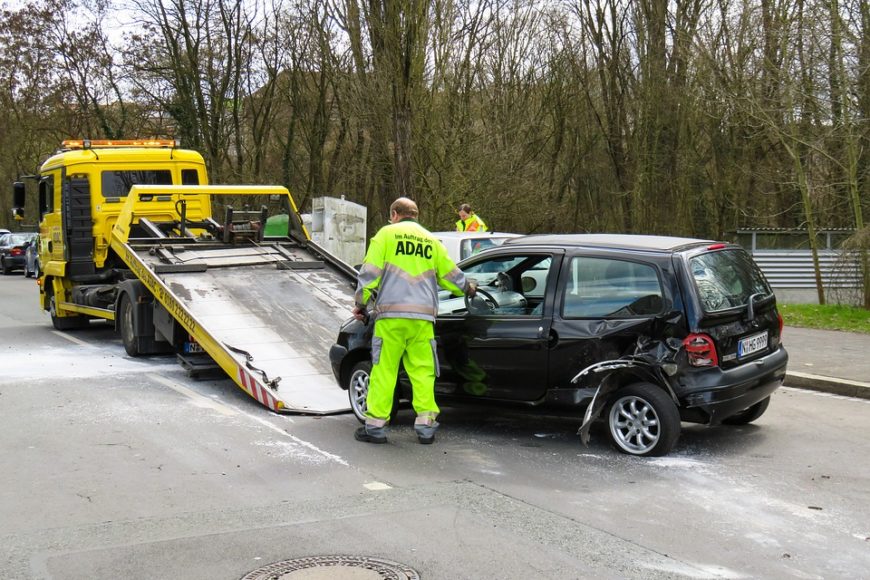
[455,214,488,232]
[356,219,469,321]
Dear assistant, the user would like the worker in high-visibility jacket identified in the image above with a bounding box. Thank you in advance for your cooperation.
[455,203,488,232]
[353,197,476,445]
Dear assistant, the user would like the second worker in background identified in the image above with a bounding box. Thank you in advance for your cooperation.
[353,197,476,445]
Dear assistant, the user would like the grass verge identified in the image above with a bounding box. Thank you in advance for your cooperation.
[779,303,870,334]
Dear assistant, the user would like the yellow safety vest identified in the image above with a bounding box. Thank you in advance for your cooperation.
[455,214,488,232]
[356,219,468,321]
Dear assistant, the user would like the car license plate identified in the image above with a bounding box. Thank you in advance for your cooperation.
[738,331,768,358]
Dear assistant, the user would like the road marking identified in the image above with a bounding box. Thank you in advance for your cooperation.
[148,373,237,416]
[237,408,350,467]
[363,481,392,491]
[51,330,91,347]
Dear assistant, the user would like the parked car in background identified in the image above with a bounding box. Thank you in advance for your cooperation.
[0,232,37,275]
[0,228,10,236]
[432,231,522,263]
[24,234,40,278]
[330,234,788,457]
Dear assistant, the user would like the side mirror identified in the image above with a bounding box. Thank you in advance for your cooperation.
[12,182,25,218]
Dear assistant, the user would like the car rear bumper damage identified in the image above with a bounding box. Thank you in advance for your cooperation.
[677,346,788,424]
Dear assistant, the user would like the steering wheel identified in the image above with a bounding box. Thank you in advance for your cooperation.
[465,287,498,314]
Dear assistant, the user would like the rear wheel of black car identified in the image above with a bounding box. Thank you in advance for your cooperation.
[0,258,10,275]
[723,396,771,425]
[607,383,680,457]
[347,360,401,424]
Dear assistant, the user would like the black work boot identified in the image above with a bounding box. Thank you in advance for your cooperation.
[415,420,439,445]
[354,426,387,444]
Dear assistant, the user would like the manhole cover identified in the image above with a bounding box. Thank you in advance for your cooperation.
[240,555,420,580]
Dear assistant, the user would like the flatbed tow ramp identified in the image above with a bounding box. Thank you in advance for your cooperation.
[109,185,358,414]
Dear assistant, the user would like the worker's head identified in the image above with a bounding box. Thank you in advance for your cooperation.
[457,203,473,220]
[390,197,419,223]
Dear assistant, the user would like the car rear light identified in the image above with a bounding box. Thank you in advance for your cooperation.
[706,243,727,250]
[11,248,23,256]
[777,312,783,336]
[683,333,719,367]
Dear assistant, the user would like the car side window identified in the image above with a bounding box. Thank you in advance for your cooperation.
[562,257,664,318]
[439,254,552,317]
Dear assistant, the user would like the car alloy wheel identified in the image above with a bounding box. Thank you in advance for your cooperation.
[348,361,372,423]
[607,383,680,457]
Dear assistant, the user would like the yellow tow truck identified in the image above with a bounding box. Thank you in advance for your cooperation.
[11,140,358,413]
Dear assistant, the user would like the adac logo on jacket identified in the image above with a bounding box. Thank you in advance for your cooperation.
[393,233,434,259]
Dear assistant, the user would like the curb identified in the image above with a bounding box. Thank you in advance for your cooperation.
[784,371,870,400]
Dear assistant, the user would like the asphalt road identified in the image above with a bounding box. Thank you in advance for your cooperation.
[1,275,869,579]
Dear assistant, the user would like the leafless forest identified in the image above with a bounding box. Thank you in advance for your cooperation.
[1,0,867,250]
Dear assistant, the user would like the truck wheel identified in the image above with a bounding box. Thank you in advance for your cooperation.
[606,382,680,457]
[347,360,401,424]
[118,293,141,357]
[723,396,770,425]
[50,296,88,330]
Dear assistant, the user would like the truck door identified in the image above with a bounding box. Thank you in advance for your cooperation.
[435,250,562,402]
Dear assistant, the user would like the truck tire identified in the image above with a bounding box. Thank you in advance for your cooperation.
[606,382,680,457]
[118,293,141,356]
[50,295,88,330]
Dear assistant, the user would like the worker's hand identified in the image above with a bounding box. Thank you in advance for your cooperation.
[466,280,478,298]
[352,305,369,323]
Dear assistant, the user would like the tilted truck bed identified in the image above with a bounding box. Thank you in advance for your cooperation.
[111,185,358,414]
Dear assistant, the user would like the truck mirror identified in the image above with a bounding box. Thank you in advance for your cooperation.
[13,182,26,216]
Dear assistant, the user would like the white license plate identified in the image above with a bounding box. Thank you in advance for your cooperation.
[738,331,768,358]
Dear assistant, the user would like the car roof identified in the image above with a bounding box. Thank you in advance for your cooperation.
[431,231,522,240]
[501,233,720,253]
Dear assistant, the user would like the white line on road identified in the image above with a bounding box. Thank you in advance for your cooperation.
[51,329,92,347]
[239,409,350,467]
[148,372,350,466]
[148,373,238,416]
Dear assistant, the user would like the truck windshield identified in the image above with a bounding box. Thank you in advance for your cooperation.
[101,170,173,197]
[690,249,771,313]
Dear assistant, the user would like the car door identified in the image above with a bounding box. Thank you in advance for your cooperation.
[434,249,562,402]
[547,253,673,391]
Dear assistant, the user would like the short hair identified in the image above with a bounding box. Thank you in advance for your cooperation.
[458,203,473,214]
[391,197,419,218]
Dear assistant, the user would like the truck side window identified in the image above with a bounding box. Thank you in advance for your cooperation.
[38,175,54,215]
[181,169,200,185]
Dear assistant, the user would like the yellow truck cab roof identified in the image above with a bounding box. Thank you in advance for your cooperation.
[40,146,207,173]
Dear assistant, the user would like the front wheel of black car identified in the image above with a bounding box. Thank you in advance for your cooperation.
[723,396,771,425]
[348,361,371,423]
[607,383,680,457]
[347,360,402,424]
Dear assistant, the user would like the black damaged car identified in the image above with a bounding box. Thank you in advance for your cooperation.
[329,234,788,456]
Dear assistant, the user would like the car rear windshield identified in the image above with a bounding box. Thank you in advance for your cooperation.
[690,249,772,313]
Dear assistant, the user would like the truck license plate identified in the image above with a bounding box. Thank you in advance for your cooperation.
[185,342,203,354]
[737,331,768,358]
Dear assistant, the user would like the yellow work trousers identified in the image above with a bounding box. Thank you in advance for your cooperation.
[367,318,439,424]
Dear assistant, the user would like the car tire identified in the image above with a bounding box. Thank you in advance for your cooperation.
[606,382,681,457]
[34,261,40,279]
[0,258,10,275]
[118,293,141,357]
[722,396,771,425]
[24,264,32,278]
[347,360,401,424]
